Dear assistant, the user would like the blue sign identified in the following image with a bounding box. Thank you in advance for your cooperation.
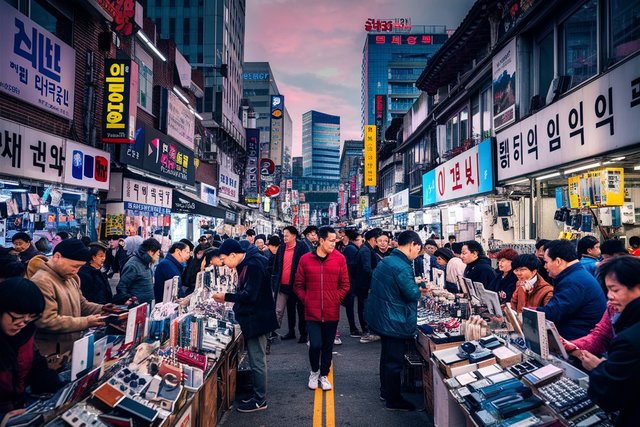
[422,169,436,207]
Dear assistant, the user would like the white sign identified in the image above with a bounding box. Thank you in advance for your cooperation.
[390,189,409,213]
[200,182,218,207]
[64,140,111,190]
[123,177,172,209]
[496,55,640,181]
[493,38,517,130]
[0,3,75,119]
[218,152,239,202]
[175,50,191,89]
[166,91,195,150]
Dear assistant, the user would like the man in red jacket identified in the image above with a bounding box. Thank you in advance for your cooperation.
[294,226,350,391]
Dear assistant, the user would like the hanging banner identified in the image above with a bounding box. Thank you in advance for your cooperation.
[200,182,218,207]
[102,59,138,144]
[218,151,239,202]
[244,128,260,206]
[269,95,285,165]
[166,90,195,150]
[364,125,377,186]
[64,140,110,190]
[122,177,172,211]
[0,3,76,120]
[375,95,386,142]
[493,38,517,130]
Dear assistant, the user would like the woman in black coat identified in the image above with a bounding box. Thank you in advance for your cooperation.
[487,248,518,304]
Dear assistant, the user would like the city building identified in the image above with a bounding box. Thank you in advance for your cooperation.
[292,156,304,177]
[302,110,340,178]
[339,140,364,220]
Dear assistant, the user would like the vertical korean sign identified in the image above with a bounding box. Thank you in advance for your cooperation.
[364,125,377,186]
[493,38,517,130]
[244,128,260,206]
[269,95,284,165]
[375,95,386,143]
[102,58,138,143]
[0,2,75,119]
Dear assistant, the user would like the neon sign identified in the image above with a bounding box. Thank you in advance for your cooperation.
[364,18,412,32]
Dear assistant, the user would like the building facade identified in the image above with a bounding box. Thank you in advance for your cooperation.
[302,110,340,178]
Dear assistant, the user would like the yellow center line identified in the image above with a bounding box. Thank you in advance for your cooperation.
[326,364,335,427]
[313,383,323,427]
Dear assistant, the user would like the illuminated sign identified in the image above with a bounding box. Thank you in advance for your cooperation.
[375,95,386,142]
[243,72,270,80]
[364,125,377,186]
[372,35,437,45]
[102,59,138,144]
[269,95,285,166]
[365,18,411,32]
[95,0,136,36]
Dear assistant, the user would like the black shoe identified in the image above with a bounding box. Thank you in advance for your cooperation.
[379,395,386,402]
[350,329,362,338]
[385,399,416,412]
[298,335,307,344]
[241,395,256,404]
[237,399,268,413]
[281,333,296,340]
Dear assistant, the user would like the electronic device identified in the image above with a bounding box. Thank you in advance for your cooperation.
[502,217,511,231]
[497,201,513,217]
[482,289,503,316]
[537,377,595,419]
[522,308,549,359]
[457,275,469,295]
[116,397,159,423]
[433,268,445,289]
[5,412,44,427]
[546,320,569,360]
[464,278,480,304]
[508,359,544,378]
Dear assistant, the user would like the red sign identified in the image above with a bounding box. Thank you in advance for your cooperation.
[95,0,136,36]
[374,35,433,45]
[365,18,411,32]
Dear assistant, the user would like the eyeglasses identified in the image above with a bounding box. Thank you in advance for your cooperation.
[6,312,41,325]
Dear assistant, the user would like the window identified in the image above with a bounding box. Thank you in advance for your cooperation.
[537,31,554,100]
[480,87,492,139]
[609,0,640,63]
[135,43,153,111]
[561,0,598,88]
[471,94,481,140]
[459,107,469,142]
[30,0,73,44]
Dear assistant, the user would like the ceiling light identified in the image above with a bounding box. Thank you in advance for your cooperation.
[0,179,20,186]
[563,162,601,175]
[173,87,190,104]
[634,165,640,171]
[611,156,626,161]
[535,172,561,181]
[136,31,167,62]
[504,178,529,186]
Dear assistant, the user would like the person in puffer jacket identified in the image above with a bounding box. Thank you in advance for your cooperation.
[116,238,162,305]
[294,226,350,392]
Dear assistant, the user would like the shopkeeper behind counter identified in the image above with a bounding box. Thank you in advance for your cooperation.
[0,278,63,426]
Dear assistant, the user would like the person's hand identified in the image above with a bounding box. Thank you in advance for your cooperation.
[1,409,25,427]
[212,293,226,303]
[419,287,428,297]
[101,303,116,313]
[87,314,106,328]
[125,297,137,306]
[579,350,605,371]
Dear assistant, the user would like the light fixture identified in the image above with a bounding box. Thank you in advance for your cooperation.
[136,31,167,62]
[604,156,626,165]
[173,87,190,104]
[563,162,602,175]
[504,178,529,186]
[634,165,640,171]
[189,107,204,120]
[535,172,561,181]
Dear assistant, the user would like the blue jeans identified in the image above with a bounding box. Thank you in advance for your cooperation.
[307,321,338,376]
[245,334,268,401]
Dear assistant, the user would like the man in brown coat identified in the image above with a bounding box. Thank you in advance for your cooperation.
[27,239,105,362]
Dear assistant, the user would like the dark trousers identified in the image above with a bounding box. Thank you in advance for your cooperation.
[356,292,369,333]
[379,335,407,404]
[286,294,306,338]
[307,320,339,376]
[342,290,357,332]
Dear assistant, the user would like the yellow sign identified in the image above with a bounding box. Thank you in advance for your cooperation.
[568,176,581,208]
[567,167,625,208]
[364,125,377,186]
[601,167,624,206]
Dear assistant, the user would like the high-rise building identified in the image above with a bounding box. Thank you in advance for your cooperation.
[147,0,246,148]
[292,156,304,177]
[302,111,340,178]
[361,23,448,135]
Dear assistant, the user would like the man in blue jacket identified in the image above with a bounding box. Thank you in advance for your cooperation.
[366,230,426,411]
[153,242,191,303]
[539,239,606,340]
[354,228,382,342]
[116,238,161,304]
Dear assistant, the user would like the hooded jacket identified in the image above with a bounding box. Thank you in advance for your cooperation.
[223,246,278,339]
[294,249,350,322]
[117,247,155,304]
[26,256,103,357]
[463,255,497,288]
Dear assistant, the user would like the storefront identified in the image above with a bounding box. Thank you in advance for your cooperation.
[0,118,111,243]
[171,189,227,242]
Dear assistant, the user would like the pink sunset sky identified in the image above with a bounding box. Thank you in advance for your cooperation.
[245,0,475,156]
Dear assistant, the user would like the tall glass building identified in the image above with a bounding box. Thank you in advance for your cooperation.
[361,25,448,134]
[302,111,340,178]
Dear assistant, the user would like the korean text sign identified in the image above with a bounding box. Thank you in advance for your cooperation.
[364,125,377,186]
[0,3,75,119]
[123,177,172,210]
[102,58,138,143]
[166,90,195,150]
[496,55,640,181]
[218,151,239,202]
[422,139,494,206]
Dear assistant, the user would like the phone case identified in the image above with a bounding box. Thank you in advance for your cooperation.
[93,382,125,408]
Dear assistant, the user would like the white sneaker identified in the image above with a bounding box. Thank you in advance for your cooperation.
[334,336,342,345]
[369,334,381,342]
[319,376,332,391]
[359,333,373,343]
[308,370,320,390]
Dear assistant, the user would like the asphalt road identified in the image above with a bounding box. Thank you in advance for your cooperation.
[219,310,434,427]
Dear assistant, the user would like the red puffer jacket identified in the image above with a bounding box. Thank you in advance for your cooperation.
[294,249,350,322]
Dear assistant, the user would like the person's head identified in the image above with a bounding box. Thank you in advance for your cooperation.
[0,277,45,337]
[543,239,578,278]
[11,232,32,253]
[424,239,438,256]
[460,241,484,265]
[245,229,256,244]
[344,229,358,244]
[303,226,318,244]
[34,237,50,254]
[204,248,222,267]
[364,228,382,247]
[168,242,191,263]
[140,238,162,264]
[397,230,423,261]
[448,235,456,243]
[57,231,70,240]
[50,239,92,279]
[577,235,601,259]
[376,232,390,252]
[255,237,265,250]
[316,226,337,256]
[193,242,212,260]
[0,247,25,282]
[179,238,195,252]
[598,255,640,313]
[496,248,518,274]
[512,254,541,282]
[218,239,246,268]
[600,239,628,262]
[283,226,299,246]
[354,233,364,248]
[80,236,91,247]
[198,235,209,245]
[451,242,463,256]
[535,239,550,259]
[88,243,108,269]
[267,235,281,254]
[629,236,640,249]
[434,247,454,266]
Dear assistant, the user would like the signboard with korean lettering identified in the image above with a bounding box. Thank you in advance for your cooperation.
[118,122,145,168]
[166,90,195,150]
[391,189,409,213]
[364,125,377,186]
[64,140,110,190]
[122,177,172,212]
[269,95,284,165]
[218,151,240,202]
[493,38,517,130]
[375,95,386,143]
[142,124,195,185]
[496,55,640,181]
[200,182,218,207]
[244,128,260,206]
[369,34,447,46]
[102,59,138,143]
[422,138,494,206]
[0,3,75,119]
[95,0,136,36]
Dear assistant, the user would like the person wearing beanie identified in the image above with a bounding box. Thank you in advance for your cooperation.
[0,248,25,282]
[487,248,519,303]
[0,277,63,425]
[434,247,465,293]
[11,232,40,267]
[26,239,106,361]
[116,238,162,305]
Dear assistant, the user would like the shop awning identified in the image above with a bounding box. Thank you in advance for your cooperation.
[172,190,226,219]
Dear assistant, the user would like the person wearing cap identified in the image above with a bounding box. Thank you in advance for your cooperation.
[26,239,106,360]
[77,242,113,304]
[487,248,519,303]
[116,238,162,305]
[302,226,318,251]
[434,247,464,293]
[11,232,40,267]
[213,239,277,413]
